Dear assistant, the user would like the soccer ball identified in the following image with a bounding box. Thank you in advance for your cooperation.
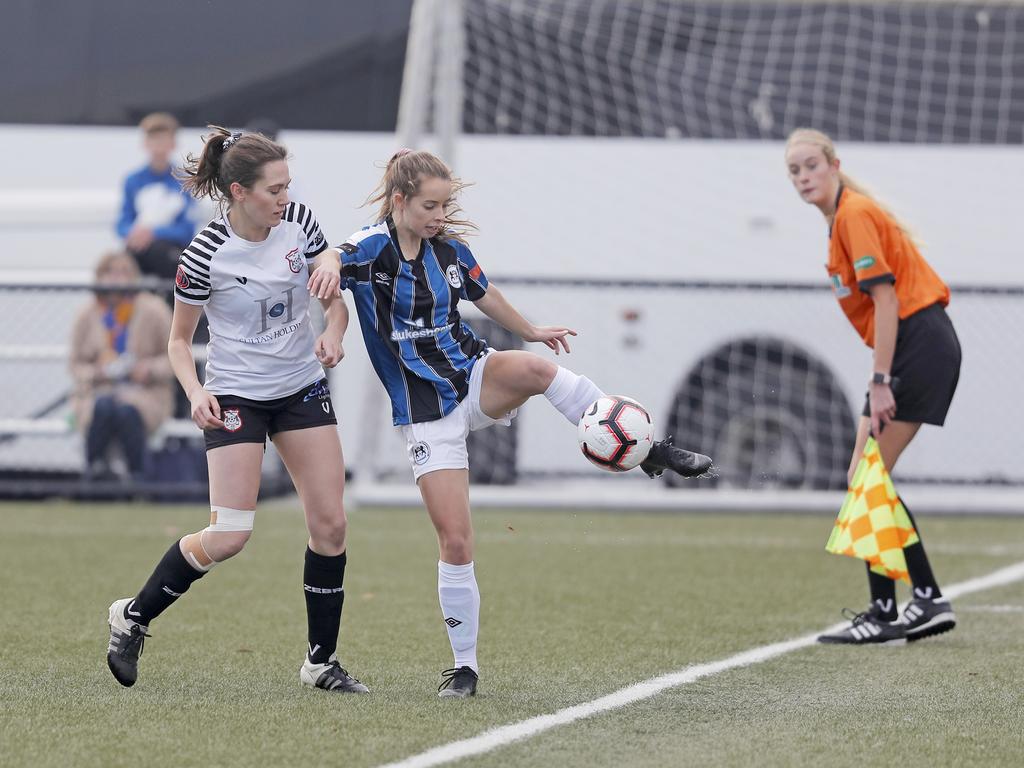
[577,396,655,472]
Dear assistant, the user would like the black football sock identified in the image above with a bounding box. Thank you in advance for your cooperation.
[131,539,208,626]
[865,563,898,620]
[901,500,943,599]
[304,548,347,664]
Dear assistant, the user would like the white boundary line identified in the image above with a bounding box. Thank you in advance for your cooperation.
[376,560,1024,768]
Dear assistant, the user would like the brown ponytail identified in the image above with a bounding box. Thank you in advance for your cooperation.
[366,149,476,243]
[179,125,288,204]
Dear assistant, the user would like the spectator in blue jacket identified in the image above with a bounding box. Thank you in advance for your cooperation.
[117,113,197,284]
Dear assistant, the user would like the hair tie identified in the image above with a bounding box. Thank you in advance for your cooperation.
[222,131,242,151]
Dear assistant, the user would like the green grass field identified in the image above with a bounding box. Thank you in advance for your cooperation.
[1,500,1022,767]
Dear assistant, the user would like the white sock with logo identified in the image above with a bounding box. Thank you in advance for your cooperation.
[438,560,480,673]
[543,366,605,426]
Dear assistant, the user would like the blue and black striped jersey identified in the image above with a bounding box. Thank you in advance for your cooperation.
[338,217,489,425]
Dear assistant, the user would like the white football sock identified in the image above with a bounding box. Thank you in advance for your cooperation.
[438,560,481,673]
[543,366,605,425]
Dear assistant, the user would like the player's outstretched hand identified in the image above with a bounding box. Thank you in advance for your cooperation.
[526,326,577,355]
[316,334,345,368]
[190,389,224,430]
[308,258,341,299]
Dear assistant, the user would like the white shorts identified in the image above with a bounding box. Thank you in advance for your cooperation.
[400,349,518,480]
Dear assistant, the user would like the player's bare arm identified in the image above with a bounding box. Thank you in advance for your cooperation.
[168,300,223,430]
[315,292,349,369]
[473,284,577,354]
[307,248,341,299]
[867,281,899,434]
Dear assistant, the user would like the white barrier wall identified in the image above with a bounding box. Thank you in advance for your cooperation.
[1,126,1021,485]
[1,125,1021,282]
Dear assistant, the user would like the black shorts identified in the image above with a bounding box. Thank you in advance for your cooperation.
[861,303,961,426]
[204,378,338,451]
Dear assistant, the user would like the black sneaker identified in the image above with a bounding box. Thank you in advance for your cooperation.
[817,605,907,646]
[438,666,478,699]
[900,597,956,641]
[107,598,150,687]
[300,654,370,693]
[640,436,713,479]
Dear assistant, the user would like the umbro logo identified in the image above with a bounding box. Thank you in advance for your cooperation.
[444,617,462,628]
[235,276,248,285]
[374,272,392,284]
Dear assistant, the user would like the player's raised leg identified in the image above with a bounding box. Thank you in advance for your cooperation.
[479,349,711,478]
[106,442,262,687]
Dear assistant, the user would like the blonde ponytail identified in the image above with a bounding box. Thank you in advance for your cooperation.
[786,128,922,247]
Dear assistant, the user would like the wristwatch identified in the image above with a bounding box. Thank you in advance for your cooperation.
[871,372,893,385]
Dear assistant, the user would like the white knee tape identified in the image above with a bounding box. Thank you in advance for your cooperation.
[207,506,255,533]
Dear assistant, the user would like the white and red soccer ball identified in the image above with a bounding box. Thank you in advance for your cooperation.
[577,396,655,472]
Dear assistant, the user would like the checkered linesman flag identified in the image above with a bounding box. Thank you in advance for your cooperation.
[825,437,919,583]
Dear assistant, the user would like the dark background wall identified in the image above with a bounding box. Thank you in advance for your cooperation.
[0,0,412,130]
[4,0,1020,141]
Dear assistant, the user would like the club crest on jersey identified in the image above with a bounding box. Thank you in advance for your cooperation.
[222,408,243,432]
[411,441,431,465]
[175,265,189,290]
[284,247,303,273]
[445,264,462,288]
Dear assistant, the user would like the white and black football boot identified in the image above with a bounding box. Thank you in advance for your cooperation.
[300,654,370,693]
[106,598,150,687]
[900,597,956,641]
[817,604,907,646]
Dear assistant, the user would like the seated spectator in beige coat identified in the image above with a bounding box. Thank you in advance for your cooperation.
[70,251,174,479]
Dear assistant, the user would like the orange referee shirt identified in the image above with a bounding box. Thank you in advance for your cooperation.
[828,187,949,347]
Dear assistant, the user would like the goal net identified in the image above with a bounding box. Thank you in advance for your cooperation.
[403,0,1024,144]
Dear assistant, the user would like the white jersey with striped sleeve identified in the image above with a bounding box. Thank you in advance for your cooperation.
[174,201,329,400]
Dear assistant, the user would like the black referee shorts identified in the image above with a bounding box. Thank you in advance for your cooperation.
[204,378,338,451]
[862,303,961,426]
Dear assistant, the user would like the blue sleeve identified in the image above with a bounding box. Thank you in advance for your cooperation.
[338,241,362,291]
[455,241,488,300]
[115,175,138,239]
[338,240,362,264]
